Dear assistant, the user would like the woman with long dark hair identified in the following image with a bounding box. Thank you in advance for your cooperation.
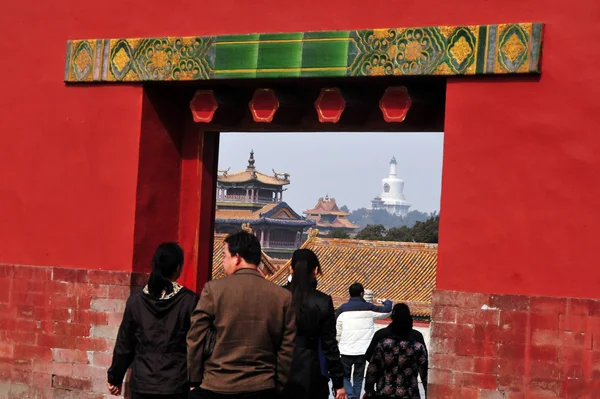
[284,249,347,399]
[364,303,428,399]
[106,242,199,399]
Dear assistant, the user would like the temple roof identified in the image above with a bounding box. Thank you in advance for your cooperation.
[306,215,359,229]
[218,170,289,186]
[215,202,315,227]
[218,150,290,186]
[211,233,277,279]
[268,232,437,318]
[304,195,349,216]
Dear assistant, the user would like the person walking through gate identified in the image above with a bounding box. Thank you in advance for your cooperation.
[283,249,347,399]
[363,304,428,399]
[335,283,392,399]
[364,303,428,363]
[106,243,199,399]
[187,231,296,399]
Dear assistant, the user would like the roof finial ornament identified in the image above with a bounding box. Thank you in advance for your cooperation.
[325,193,330,201]
[272,169,291,181]
[218,167,231,177]
[247,150,256,170]
[390,156,397,165]
[241,223,254,234]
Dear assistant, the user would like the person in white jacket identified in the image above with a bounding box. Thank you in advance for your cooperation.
[335,283,392,399]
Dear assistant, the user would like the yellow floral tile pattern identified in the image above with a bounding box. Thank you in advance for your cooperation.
[64,23,543,82]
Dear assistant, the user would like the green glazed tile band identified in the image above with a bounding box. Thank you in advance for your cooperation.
[64,23,543,83]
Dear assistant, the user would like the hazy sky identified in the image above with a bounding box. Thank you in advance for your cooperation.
[218,132,444,214]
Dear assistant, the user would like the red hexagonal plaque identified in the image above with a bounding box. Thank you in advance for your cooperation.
[379,86,412,123]
[249,89,279,123]
[190,90,218,123]
[314,88,346,123]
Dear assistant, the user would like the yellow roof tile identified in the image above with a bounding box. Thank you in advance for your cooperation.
[218,169,289,186]
[268,235,437,317]
[304,196,350,216]
[215,203,280,221]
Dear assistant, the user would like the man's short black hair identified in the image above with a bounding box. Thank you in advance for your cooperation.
[224,231,262,266]
[349,282,364,298]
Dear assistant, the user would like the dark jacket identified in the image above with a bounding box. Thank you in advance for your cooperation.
[187,269,296,394]
[365,325,428,393]
[107,285,199,395]
[283,282,344,399]
[365,326,427,361]
[365,335,428,399]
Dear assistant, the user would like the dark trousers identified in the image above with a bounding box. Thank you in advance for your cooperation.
[188,388,277,399]
[132,393,188,399]
[341,355,366,399]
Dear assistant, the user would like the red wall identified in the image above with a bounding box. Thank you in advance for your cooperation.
[1,1,599,296]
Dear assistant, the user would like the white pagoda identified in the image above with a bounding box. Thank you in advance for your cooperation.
[371,157,411,217]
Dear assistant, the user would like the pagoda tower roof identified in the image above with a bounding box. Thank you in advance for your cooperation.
[215,202,314,227]
[218,150,290,186]
[304,195,349,216]
[304,195,359,230]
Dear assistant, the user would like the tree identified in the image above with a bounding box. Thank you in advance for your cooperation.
[329,229,350,239]
[355,224,386,241]
[406,210,430,227]
[386,226,413,242]
[348,208,369,224]
[411,215,439,243]
[369,209,405,228]
[348,208,405,229]
[340,205,350,213]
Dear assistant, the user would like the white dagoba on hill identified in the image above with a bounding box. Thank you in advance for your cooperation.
[371,157,411,217]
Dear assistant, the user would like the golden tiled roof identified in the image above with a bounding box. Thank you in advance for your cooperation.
[306,215,359,229]
[268,234,437,317]
[329,217,359,229]
[304,196,349,216]
[218,170,289,186]
[211,234,278,279]
[268,257,289,270]
[215,203,279,221]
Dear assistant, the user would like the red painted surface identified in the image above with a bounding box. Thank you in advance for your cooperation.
[190,90,218,123]
[132,88,183,273]
[193,132,219,291]
[177,128,219,292]
[314,88,346,123]
[0,0,599,300]
[379,86,411,122]
[430,290,600,396]
[249,89,279,123]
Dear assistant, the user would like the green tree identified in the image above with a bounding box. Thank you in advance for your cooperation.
[340,205,350,213]
[411,215,439,243]
[355,224,386,240]
[386,226,413,242]
[329,229,350,239]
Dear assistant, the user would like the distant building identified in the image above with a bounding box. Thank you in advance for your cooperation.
[371,157,411,217]
[304,195,359,235]
[214,150,314,258]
